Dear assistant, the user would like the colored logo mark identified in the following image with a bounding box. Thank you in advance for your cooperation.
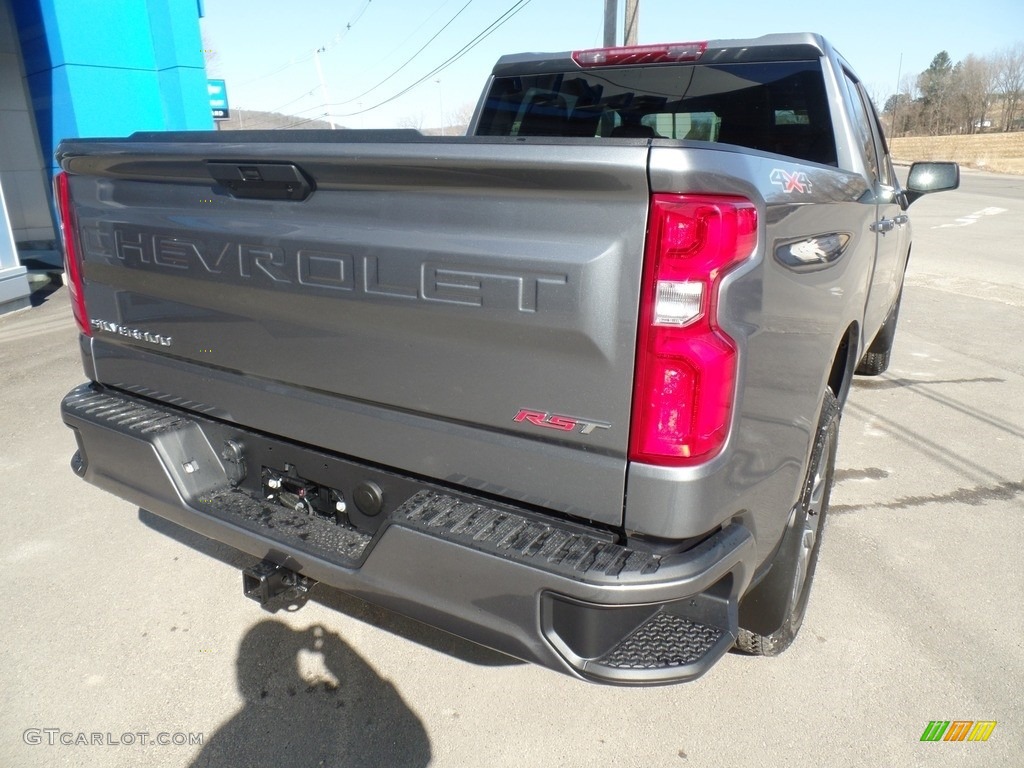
[920,721,997,742]
[769,168,812,194]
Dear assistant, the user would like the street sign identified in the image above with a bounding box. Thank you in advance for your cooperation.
[208,79,229,120]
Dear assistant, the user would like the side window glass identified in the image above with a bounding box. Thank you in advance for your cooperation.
[843,71,879,182]
[860,88,894,187]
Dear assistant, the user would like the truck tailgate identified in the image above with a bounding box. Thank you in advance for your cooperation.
[60,137,650,527]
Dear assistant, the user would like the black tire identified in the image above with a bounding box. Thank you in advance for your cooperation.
[855,290,902,376]
[735,389,839,656]
[855,349,891,376]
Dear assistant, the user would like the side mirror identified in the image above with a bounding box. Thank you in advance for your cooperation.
[905,161,959,206]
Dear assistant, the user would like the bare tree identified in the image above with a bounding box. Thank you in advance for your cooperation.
[202,32,221,77]
[893,71,922,136]
[891,43,1022,136]
[398,113,424,131]
[918,51,954,135]
[884,91,918,137]
[446,102,477,135]
[994,42,1024,131]
[950,54,996,133]
[864,83,886,112]
[900,71,921,102]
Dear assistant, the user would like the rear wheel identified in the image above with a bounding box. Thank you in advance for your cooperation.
[736,389,839,655]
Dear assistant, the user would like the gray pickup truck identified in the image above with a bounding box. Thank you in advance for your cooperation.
[57,34,957,685]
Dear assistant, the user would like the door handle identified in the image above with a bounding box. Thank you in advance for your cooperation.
[893,214,909,227]
[870,219,895,233]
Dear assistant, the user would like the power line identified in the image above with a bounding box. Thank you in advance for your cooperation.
[343,0,374,34]
[267,87,319,116]
[235,0,375,88]
[331,0,475,107]
[279,113,331,129]
[264,0,473,123]
[247,0,534,129]
[333,0,534,118]
[377,0,464,64]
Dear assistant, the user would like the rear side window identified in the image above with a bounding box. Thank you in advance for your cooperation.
[843,70,880,181]
[476,61,837,166]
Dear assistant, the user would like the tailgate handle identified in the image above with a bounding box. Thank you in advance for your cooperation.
[206,161,314,201]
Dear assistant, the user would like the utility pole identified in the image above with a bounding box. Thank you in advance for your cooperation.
[603,0,618,47]
[624,0,639,46]
[313,46,336,129]
[436,79,445,136]
[892,53,903,138]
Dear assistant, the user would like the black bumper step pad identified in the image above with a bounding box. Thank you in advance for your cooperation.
[597,611,725,670]
[63,386,189,435]
[396,490,661,582]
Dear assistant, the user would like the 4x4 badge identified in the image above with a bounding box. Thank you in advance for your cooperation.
[770,168,812,194]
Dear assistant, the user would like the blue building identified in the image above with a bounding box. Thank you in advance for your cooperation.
[0,0,212,314]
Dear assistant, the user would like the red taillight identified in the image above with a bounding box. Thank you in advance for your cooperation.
[54,171,90,336]
[572,41,706,68]
[629,195,757,465]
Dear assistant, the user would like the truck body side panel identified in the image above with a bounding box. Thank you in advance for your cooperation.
[627,144,872,553]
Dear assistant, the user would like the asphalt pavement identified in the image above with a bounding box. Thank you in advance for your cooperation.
[0,168,1021,768]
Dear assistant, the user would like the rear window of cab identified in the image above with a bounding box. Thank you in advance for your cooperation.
[476,60,837,167]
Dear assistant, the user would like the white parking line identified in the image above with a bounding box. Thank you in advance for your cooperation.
[932,206,1008,228]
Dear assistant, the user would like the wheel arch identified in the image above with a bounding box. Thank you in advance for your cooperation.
[828,321,860,409]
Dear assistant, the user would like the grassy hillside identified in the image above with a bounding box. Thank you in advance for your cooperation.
[891,133,1024,174]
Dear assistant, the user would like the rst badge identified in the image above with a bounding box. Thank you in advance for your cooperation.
[514,409,611,435]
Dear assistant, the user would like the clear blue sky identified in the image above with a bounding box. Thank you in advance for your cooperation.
[200,0,1024,130]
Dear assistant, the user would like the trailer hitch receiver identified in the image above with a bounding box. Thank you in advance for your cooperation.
[242,559,317,608]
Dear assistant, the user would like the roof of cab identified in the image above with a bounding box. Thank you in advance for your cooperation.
[491,33,833,77]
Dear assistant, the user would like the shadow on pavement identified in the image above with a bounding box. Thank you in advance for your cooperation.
[189,620,431,768]
[139,509,522,668]
[28,279,64,306]
[21,252,65,307]
[853,375,1004,390]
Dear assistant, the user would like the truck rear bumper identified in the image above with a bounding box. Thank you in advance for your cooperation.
[62,383,756,685]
